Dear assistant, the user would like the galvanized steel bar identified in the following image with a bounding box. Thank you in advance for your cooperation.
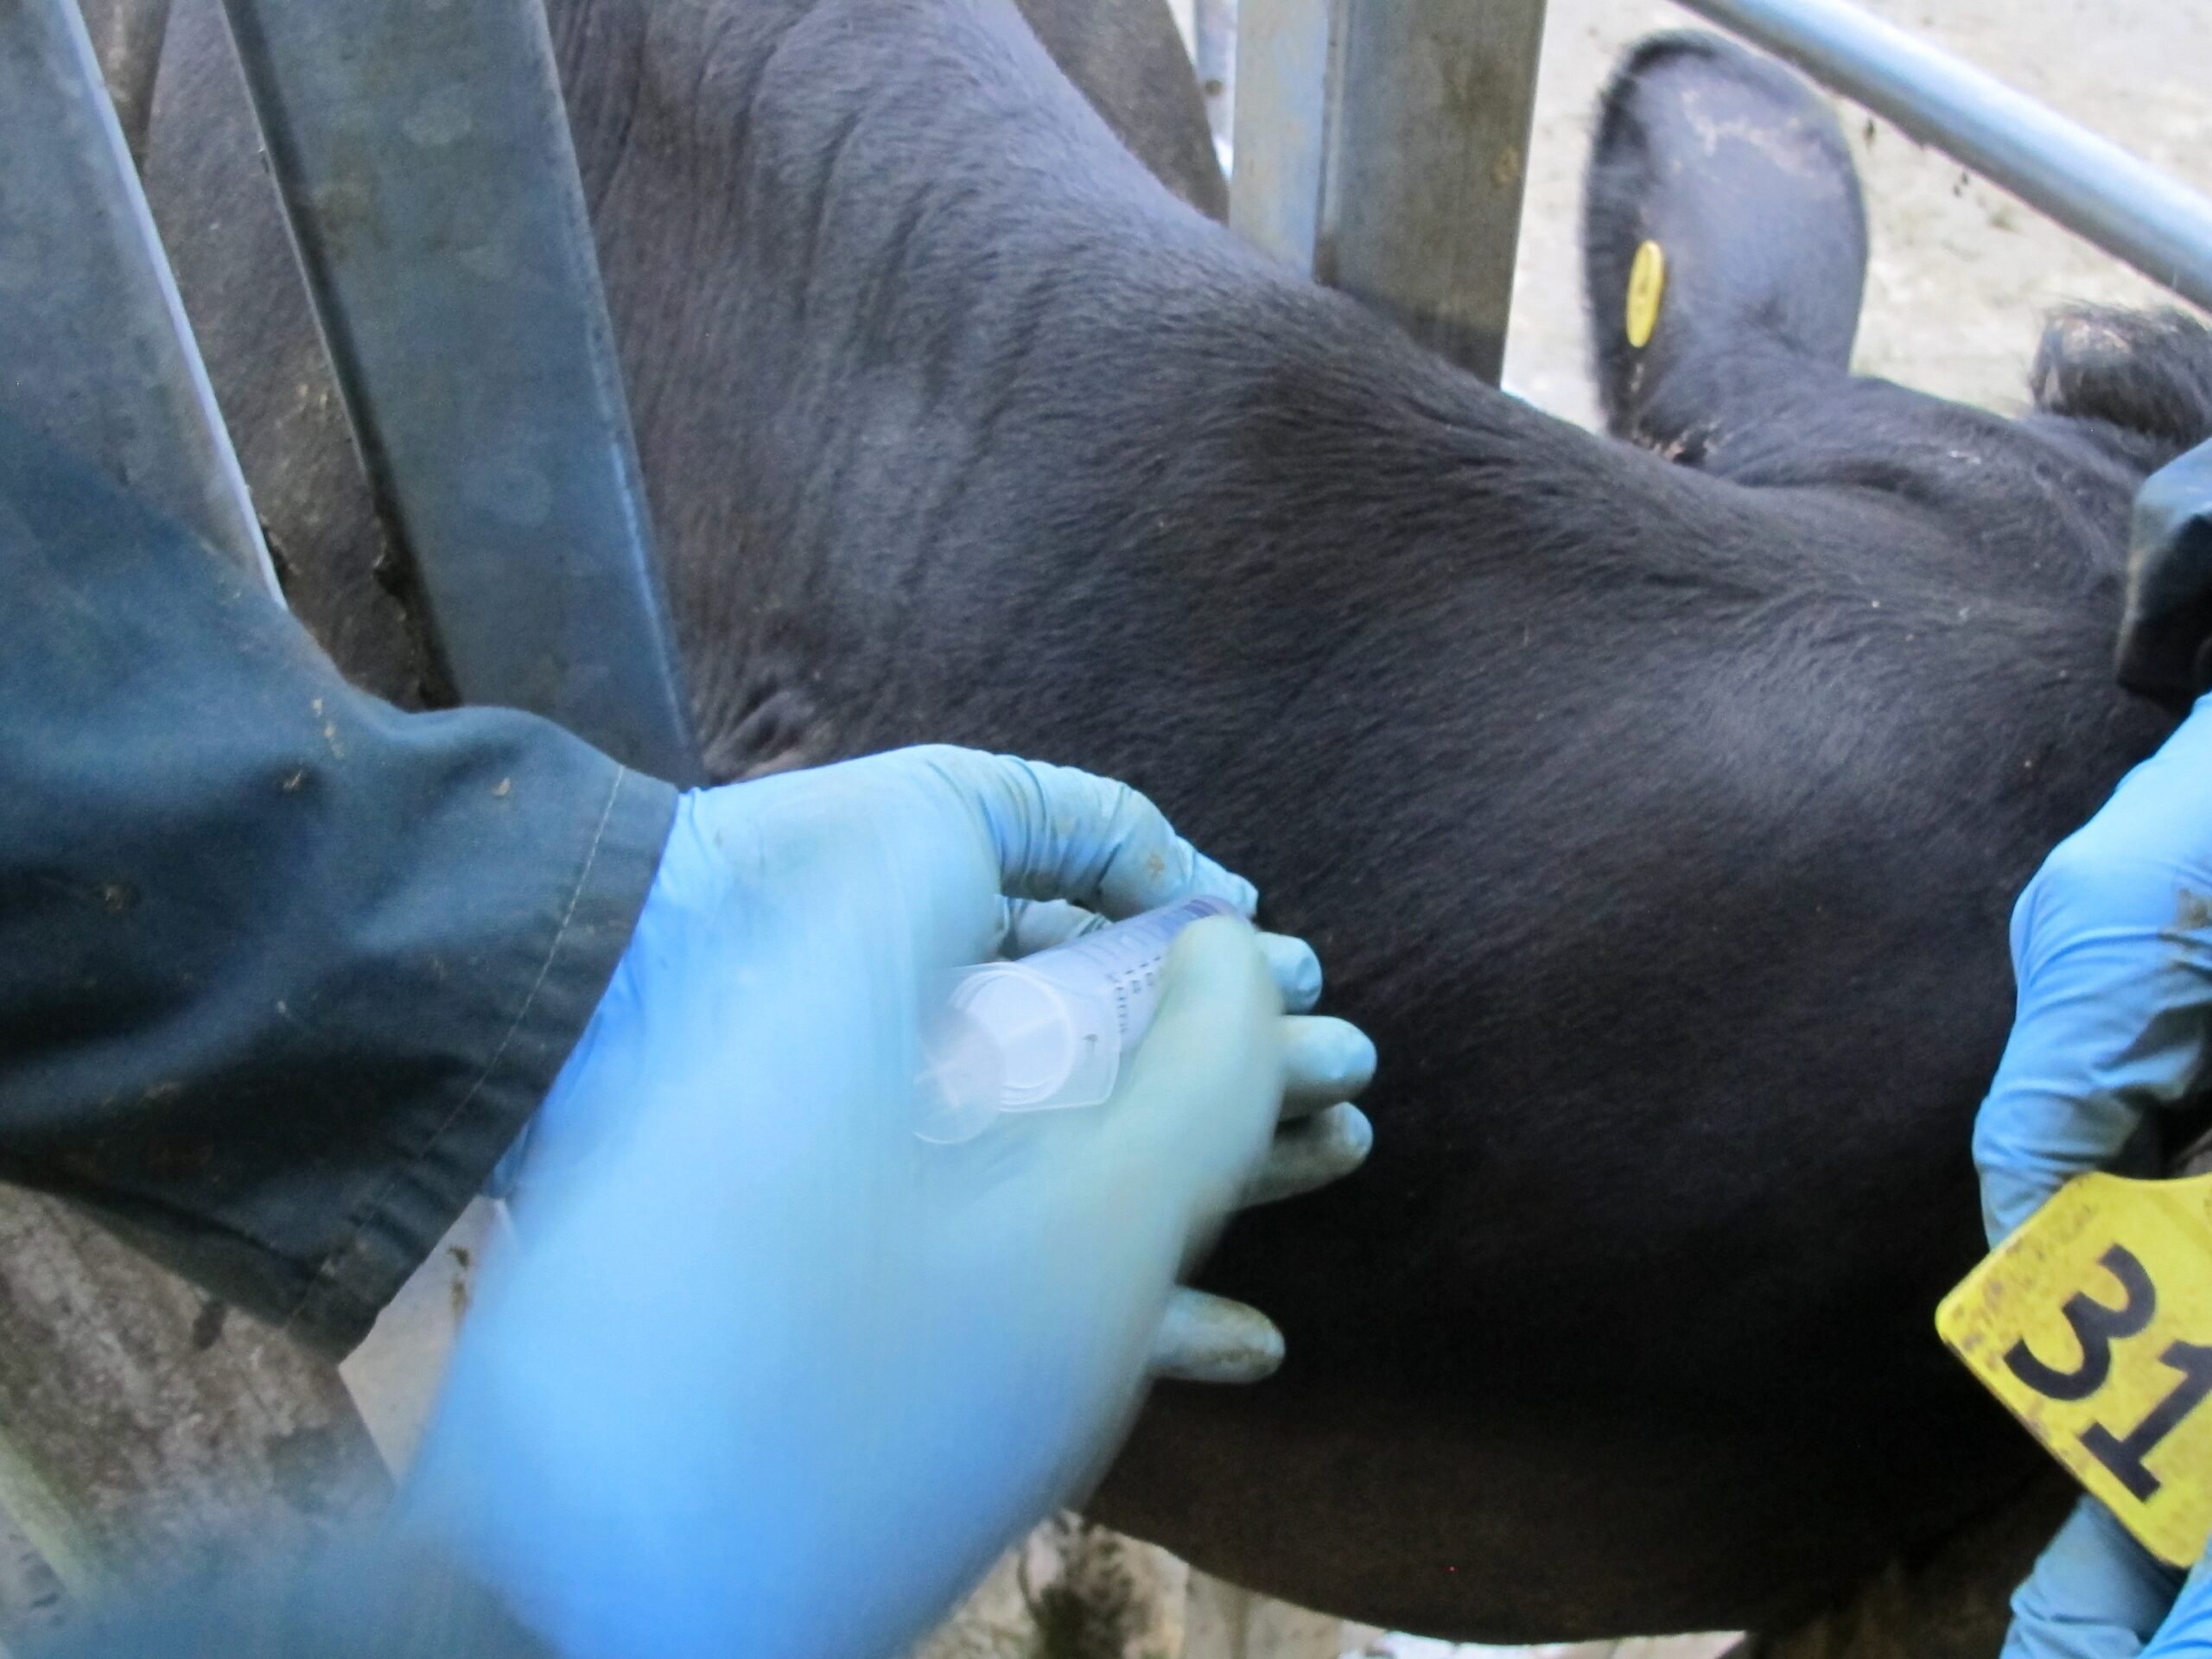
[1230,0,1340,273]
[1325,0,1548,385]
[0,0,275,590]
[1194,0,1236,168]
[1230,0,1548,385]
[1166,0,1197,55]
[216,0,705,784]
[1675,0,2212,312]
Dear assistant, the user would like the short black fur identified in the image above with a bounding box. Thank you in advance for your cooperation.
[146,0,2209,1640]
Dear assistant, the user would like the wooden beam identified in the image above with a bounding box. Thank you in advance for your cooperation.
[0,1185,387,1638]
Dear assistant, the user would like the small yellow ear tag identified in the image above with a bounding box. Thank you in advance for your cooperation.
[1624,240,1666,349]
[1937,1172,2212,1567]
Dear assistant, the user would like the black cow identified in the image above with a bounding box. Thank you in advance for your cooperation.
[143,0,2212,1641]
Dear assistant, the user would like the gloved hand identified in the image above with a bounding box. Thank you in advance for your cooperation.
[1973,697,2212,1658]
[401,746,1376,1659]
[2143,1558,2212,1657]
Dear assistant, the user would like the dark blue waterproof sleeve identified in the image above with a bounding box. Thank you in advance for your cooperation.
[0,410,677,1351]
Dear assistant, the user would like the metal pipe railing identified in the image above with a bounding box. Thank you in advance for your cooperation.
[1194,0,1237,168]
[217,0,705,785]
[1674,0,2212,313]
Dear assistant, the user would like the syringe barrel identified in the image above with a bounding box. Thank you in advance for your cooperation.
[917,895,1241,1143]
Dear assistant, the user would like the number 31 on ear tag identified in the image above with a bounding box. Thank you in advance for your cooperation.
[1939,1172,2212,1567]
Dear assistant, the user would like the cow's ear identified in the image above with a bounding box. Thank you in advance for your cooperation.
[2032,305,2212,456]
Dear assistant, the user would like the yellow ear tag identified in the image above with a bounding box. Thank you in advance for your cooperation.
[1937,1172,2212,1567]
[1624,240,1665,349]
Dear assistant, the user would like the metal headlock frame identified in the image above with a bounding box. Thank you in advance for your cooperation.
[1,0,702,785]
[0,0,276,594]
[3,0,2209,733]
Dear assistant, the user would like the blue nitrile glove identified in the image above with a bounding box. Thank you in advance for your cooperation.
[1973,698,2212,1659]
[2145,1554,2212,1656]
[400,747,1376,1659]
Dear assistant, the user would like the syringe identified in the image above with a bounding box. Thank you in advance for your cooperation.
[917,895,1241,1143]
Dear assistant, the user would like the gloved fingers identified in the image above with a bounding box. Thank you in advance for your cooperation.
[1281,1016,1376,1119]
[1113,916,1282,1224]
[1242,1103,1373,1208]
[1262,932,1324,1014]
[1147,1288,1284,1384]
[2003,1495,2180,1659]
[1973,857,2212,1245]
[2149,1544,2212,1655]
[915,747,1257,919]
[2150,1557,2212,1659]
[1973,701,2212,1245]
[2059,697,2212,868]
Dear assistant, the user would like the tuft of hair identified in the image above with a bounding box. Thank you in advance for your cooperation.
[2031,305,2212,455]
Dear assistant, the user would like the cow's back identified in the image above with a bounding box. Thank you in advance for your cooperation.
[143,0,2183,1639]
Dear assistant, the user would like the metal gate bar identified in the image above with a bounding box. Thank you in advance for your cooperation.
[73,0,173,166]
[1231,0,2212,387]
[1675,0,2212,312]
[0,0,275,592]
[1193,0,1236,166]
[1231,0,1549,385]
[215,0,704,784]
[1228,0,1334,281]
